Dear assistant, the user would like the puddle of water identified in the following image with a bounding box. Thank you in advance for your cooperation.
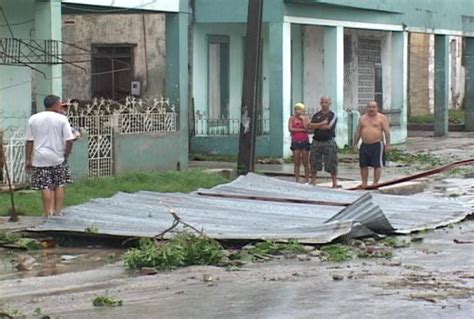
[425,177,474,203]
[0,246,124,280]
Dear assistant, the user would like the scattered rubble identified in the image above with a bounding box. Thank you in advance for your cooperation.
[453,239,474,244]
[332,274,344,281]
[140,267,158,276]
[60,255,78,261]
[14,254,37,271]
[92,295,123,307]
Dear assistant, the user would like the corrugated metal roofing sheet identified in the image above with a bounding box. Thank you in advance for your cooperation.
[199,174,472,233]
[31,173,472,243]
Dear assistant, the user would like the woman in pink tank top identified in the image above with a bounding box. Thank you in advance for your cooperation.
[288,103,310,183]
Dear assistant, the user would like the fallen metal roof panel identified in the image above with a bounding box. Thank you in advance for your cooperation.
[324,192,394,233]
[198,174,472,233]
[30,174,472,243]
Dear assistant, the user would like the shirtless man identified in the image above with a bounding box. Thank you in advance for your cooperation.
[353,101,391,188]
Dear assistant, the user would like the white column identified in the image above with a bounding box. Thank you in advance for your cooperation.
[324,25,345,146]
[391,31,408,143]
[282,22,292,157]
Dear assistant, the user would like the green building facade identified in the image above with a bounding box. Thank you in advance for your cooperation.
[191,0,474,157]
[1,0,190,183]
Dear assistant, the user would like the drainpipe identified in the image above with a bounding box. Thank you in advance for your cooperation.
[142,14,149,94]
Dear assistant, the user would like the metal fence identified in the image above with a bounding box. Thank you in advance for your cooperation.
[194,117,270,136]
[0,113,28,185]
[69,115,113,177]
[66,97,178,177]
[0,97,179,183]
[2,136,28,187]
[118,112,177,134]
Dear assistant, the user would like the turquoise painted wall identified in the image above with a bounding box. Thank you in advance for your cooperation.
[268,22,293,157]
[192,23,271,124]
[193,23,246,119]
[0,0,35,131]
[465,38,474,131]
[191,135,271,157]
[291,24,303,105]
[0,0,34,38]
[0,67,31,132]
[114,133,186,173]
[34,0,62,109]
[66,133,189,180]
[195,0,474,34]
[261,25,270,121]
[193,0,448,156]
[0,0,62,131]
[166,11,190,169]
[288,0,403,13]
[68,138,88,179]
[286,1,474,33]
[195,0,284,23]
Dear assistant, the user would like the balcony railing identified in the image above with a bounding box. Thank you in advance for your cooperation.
[194,117,270,136]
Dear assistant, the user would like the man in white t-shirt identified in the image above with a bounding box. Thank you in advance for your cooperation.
[25,95,75,217]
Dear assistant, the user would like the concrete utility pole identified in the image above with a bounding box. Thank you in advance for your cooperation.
[237,0,263,175]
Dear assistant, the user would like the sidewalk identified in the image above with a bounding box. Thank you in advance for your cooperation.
[191,132,474,188]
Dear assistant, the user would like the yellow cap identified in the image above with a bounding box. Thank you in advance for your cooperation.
[294,103,305,111]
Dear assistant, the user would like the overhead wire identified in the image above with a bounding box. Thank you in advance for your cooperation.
[0,0,165,93]
[61,0,159,14]
[0,18,34,27]
[0,64,132,92]
[0,6,15,38]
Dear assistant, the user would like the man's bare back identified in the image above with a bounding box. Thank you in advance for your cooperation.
[359,113,389,144]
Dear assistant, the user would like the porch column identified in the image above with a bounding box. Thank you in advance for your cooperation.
[291,24,303,105]
[269,22,292,157]
[391,31,409,142]
[464,37,474,131]
[323,26,345,146]
[34,0,62,109]
[166,11,189,167]
[434,35,451,136]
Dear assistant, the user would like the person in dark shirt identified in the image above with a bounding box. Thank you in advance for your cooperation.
[307,96,339,187]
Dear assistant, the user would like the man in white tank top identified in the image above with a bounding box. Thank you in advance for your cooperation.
[25,95,75,217]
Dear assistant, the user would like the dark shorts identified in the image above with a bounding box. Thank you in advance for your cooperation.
[31,164,68,190]
[359,141,385,168]
[291,141,310,151]
[310,139,338,173]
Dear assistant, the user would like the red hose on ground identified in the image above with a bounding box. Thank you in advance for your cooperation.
[350,158,474,190]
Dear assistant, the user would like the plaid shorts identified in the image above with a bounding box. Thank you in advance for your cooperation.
[31,164,68,190]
